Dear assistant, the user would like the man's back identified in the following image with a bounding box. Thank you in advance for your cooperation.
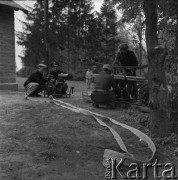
[24,71,44,87]
[116,50,138,67]
[94,72,113,91]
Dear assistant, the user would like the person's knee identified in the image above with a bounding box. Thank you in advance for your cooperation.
[91,91,109,104]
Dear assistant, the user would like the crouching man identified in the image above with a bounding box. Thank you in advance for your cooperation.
[47,61,70,95]
[24,64,47,97]
[91,64,119,109]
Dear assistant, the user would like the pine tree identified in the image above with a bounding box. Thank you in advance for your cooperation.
[17,2,46,67]
[93,0,118,64]
[65,0,94,70]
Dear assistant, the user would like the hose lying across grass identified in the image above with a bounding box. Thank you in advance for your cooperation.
[26,95,156,167]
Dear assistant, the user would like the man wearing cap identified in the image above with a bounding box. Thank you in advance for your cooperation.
[92,65,99,74]
[24,64,47,97]
[91,64,119,108]
[48,61,64,80]
[113,43,138,99]
[85,68,93,89]
[46,61,69,95]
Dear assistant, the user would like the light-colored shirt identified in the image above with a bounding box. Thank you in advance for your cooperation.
[86,70,93,79]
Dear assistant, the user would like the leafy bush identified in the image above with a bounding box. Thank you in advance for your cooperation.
[16,66,36,77]
[138,81,149,106]
[154,133,178,146]
[72,70,86,81]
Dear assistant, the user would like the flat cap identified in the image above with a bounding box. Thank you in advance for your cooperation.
[38,64,47,68]
[103,64,112,71]
[119,43,129,50]
[51,61,59,67]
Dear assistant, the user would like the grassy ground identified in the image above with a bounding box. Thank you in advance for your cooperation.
[16,77,86,93]
[0,77,177,179]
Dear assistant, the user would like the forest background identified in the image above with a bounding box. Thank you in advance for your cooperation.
[16,0,178,136]
[16,0,148,78]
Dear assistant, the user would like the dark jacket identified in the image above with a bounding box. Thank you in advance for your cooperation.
[116,50,138,67]
[48,69,63,80]
[24,71,45,87]
[94,71,119,94]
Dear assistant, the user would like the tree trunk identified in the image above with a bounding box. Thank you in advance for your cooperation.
[138,33,142,75]
[143,0,158,107]
[148,46,170,137]
[143,0,158,52]
[175,9,178,57]
[143,0,177,136]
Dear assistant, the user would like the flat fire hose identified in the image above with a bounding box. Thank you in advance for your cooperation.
[26,96,156,166]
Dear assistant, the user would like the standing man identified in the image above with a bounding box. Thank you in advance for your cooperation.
[85,68,93,89]
[113,43,138,74]
[92,65,99,74]
[113,43,138,99]
[24,64,47,97]
[91,65,99,88]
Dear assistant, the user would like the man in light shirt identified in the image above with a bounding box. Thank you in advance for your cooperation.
[85,68,93,89]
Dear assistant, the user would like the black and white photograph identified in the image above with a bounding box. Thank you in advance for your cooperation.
[0,0,178,179]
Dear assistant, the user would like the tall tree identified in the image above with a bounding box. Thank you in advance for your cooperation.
[143,0,158,52]
[17,0,95,71]
[64,0,94,71]
[132,15,146,74]
[91,0,118,64]
[113,0,178,136]
[17,2,46,67]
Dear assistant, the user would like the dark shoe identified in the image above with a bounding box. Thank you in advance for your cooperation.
[33,94,42,97]
[28,94,35,97]
[29,94,41,97]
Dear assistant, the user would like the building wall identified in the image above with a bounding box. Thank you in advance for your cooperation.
[0,6,16,83]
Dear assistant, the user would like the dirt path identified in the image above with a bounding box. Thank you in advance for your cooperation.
[0,90,178,180]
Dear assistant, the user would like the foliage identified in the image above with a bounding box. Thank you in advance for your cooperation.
[157,133,178,146]
[113,0,143,23]
[94,0,118,64]
[17,0,95,71]
[138,81,149,106]
[17,0,127,72]
[17,3,46,66]
[113,0,178,53]
[16,66,36,77]
[65,0,95,70]
[112,0,178,136]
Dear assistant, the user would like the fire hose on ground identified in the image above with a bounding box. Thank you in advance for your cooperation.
[25,95,156,167]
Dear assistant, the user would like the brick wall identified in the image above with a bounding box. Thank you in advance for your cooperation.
[0,6,16,83]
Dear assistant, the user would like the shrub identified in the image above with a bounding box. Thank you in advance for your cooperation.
[16,66,36,77]
[72,70,86,81]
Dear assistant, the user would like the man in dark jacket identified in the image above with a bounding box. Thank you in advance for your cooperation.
[113,43,138,74]
[91,64,119,108]
[47,61,69,95]
[24,64,47,97]
[113,43,138,99]
[48,61,64,80]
